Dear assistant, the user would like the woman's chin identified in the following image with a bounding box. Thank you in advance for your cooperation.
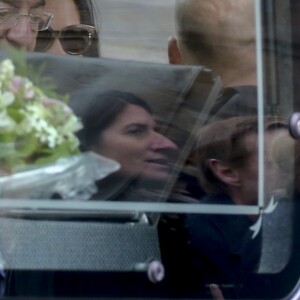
[116,163,174,186]
[139,168,173,185]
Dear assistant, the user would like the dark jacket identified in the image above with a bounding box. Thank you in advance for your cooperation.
[159,194,262,299]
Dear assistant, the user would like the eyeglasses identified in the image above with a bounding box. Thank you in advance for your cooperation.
[35,24,96,55]
[0,8,53,31]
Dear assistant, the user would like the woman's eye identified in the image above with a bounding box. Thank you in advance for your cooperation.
[126,127,147,136]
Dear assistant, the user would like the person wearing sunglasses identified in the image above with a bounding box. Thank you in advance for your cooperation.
[35,0,100,57]
[0,0,53,52]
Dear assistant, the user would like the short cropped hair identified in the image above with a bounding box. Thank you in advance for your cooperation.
[196,116,288,195]
[174,0,256,67]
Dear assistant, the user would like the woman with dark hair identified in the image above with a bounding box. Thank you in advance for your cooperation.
[71,90,178,200]
[35,0,100,57]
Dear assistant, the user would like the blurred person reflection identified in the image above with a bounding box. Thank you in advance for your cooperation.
[35,0,100,57]
[160,116,289,299]
[189,116,288,297]
[0,0,53,51]
[167,0,259,201]
[270,130,300,199]
[71,90,178,201]
[195,117,288,207]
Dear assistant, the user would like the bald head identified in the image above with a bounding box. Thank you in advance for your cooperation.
[170,0,257,87]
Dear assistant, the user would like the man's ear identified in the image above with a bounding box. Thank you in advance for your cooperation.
[209,159,241,188]
[168,36,183,65]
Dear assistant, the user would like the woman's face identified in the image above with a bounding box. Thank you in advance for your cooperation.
[43,0,80,55]
[92,104,178,182]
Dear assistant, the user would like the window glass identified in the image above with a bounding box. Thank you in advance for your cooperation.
[0,0,299,299]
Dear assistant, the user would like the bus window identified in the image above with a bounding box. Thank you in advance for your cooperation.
[0,0,299,299]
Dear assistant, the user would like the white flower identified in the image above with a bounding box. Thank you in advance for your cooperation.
[0,111,16,131]
[15,117,32,135]
[0,59,81,172]
[44,126,59,148]
[0,91,14,109]
[25,103,47,120]
[0,59,15,79]
[61,115,83,135]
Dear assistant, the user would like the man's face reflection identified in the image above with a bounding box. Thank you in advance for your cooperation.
[0,0,46,51]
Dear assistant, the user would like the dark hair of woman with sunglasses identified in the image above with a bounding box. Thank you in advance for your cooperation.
[73,0,100,57]
[35,0,100,57]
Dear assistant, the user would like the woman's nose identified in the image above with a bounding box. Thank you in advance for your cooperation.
[151,133,178,152]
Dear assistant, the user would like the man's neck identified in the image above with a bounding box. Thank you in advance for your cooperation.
[222,71,257,88]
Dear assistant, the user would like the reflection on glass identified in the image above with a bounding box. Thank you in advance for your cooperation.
[71,90,179,201]
[195,116,289,206]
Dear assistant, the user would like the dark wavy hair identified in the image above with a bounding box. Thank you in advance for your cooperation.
[70,90,152,151]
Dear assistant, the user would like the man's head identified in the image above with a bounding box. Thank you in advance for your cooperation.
[169,0,257,87]
[195,116,289,205]
[0,0,52,51]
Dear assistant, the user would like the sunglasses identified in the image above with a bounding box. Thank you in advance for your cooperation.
[35,24,96,55]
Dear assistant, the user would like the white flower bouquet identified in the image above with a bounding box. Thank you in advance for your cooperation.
[0,59,119,200]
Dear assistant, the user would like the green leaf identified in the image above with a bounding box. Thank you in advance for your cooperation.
[15,134,39,158]
[33,142,74,166]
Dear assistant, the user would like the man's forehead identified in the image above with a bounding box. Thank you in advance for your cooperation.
[0,0,45,8]
[242,131,258,147]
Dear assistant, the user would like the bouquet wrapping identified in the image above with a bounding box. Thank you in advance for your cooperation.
[0,59,119,200]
